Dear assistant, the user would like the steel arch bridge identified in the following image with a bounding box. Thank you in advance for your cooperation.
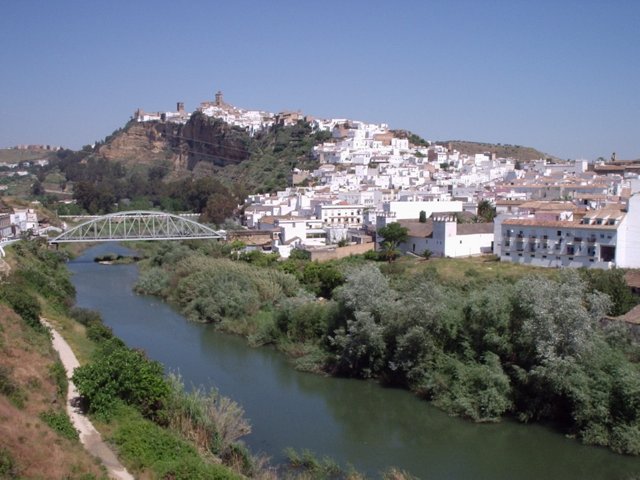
[50,211,226,244]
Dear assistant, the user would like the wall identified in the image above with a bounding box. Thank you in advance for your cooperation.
[617,195,640,268]
[308,242,375,262]
[385,200,463,220]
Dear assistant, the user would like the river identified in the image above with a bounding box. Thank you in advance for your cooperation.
[68,243,640,479]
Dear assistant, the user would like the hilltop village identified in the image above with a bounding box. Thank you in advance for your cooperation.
[131,92,640,269]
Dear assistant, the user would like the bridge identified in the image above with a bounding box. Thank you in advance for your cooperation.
[50,211,226,244]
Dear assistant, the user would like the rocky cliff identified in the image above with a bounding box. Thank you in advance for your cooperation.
[96,113,252,176]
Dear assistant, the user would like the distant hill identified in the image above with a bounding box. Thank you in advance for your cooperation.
[0,148,57,164]
[435,140,557,162]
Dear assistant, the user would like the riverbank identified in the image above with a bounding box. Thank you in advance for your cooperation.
[41,318,134,480]
[0,240,248,480]
[131,240,640,457]
[70,242,640,479]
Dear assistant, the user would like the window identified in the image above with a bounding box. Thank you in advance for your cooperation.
[557,230,562,236]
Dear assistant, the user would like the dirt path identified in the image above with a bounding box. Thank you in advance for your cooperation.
[42,319,135,480]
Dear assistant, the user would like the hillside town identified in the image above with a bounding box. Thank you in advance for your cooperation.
[128,92,640,269]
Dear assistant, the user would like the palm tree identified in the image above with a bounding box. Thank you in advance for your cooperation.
[380,241,400,263]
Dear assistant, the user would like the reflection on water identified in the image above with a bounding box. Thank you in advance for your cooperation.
[69,244,640,479]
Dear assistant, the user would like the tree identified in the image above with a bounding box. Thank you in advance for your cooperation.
[377,223,409,262]
[72,340,170,419]
[31,180,45,196]
[380,241,401,263]
[419,210,427,223]
[477,200,496,223]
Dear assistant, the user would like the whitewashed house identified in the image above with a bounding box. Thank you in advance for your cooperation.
[493,194,640,269]
[393,217,494,258]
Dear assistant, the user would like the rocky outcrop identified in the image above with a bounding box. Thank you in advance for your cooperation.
[97,113,252,174]
[98,122,174,165]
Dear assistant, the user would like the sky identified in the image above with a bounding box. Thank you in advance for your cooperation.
[1,0,639,160]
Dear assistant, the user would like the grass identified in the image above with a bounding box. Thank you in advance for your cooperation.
[0,305,107,479]
[39,409,79,441]
[42,307,96,364]
[106,404,241,480]
[392,254,557,287]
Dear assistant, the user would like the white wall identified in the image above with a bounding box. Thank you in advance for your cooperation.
[617,194,640,267]
[384,200,463,220]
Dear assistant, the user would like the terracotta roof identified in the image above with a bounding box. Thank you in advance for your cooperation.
[518,201,577,211]
[458,223,494,235]
[502,218,617,229]
[399,219,493,237]
[624,271,640,289]
[618,304,640,325]
[399,219,434,238]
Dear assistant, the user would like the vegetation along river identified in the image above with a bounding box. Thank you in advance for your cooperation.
[68,243,640,479]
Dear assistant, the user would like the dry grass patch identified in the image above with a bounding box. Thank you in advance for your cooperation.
[0,305,106,479]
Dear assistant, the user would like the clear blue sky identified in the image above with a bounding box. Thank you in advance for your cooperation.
[1,0,638,160]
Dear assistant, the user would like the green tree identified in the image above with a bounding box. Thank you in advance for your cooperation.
[477,200,496,222]
[72,340,170,419]
[580,268,638,316]
[418,210,427,223]
[377,223,409,262]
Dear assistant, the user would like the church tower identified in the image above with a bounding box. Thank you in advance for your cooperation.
[215,90,224,106]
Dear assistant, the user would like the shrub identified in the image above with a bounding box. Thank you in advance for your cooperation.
[134,267,170,296]
[72,340,170,420]
[0,448,19,479]
[49,360,68,398]
[423,352,512,422]
[112,410,239,480]
[0,280,43,331]
[0,365,26,408]
[39,409,78,441]
[164,374,251,457]
[69,307,102,327]
[276,299,335,343]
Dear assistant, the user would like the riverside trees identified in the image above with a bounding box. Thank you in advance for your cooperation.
[135,241,640,455]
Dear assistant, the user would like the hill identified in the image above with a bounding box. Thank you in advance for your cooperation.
[94,112,327,193]
[0,147,57,164]
[435,140,556,162]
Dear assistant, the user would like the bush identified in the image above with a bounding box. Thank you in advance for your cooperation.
[134,266,170,296]
[49,360,68,398]
[276,299,335,343]
[39,409,78,441]
[171,258,298,324]
[0,365,26,408]
[422,352,512,422]
[0,448,19,478]
[72,340,170,420]
[112,409,239,480]
[69,307,113,343]
[0,280,43,331]
[69,307,102,327]
[164,374,251,457]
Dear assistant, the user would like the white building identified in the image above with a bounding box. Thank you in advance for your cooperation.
[493,194,640,269]
[10,208,38,235]
[392,217,494,258]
